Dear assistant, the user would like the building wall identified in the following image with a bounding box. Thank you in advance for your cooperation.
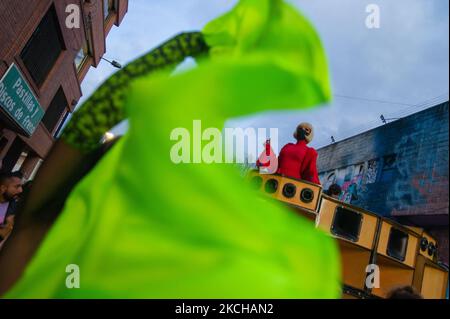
[0,0,128,178]
[317,102,449,263]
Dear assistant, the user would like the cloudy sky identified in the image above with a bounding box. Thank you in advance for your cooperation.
[79,0,449,153]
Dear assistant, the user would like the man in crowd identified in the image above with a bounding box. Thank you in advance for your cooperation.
[277,122,320,184]
[0,171,23,247]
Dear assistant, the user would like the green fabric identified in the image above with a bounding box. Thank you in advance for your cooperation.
[5,0,340,298]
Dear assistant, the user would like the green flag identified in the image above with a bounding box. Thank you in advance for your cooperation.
[5,0,340,298]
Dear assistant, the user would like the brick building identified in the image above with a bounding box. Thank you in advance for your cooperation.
[0,0,128,178]
[317,102,449,263]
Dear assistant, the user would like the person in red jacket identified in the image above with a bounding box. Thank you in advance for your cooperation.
[277,122,321,184]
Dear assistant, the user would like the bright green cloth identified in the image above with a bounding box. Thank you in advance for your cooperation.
[5,0,340,298]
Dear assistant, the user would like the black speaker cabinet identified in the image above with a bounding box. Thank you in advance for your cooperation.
[316,195,379,291]
[371,220,420,298]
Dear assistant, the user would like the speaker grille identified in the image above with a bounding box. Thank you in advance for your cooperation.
[250,175,263,190]
[264,179,278,194]
[331,207,363,242]
[387,228,408,262]
[420,237,428,252]
[300,188,314,203]
[282,183,296,198]
[427,242,436,257]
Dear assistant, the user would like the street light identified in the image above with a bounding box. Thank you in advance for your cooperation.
[380,114,400,124]
[101,131,116,144]
[101,57,122,69]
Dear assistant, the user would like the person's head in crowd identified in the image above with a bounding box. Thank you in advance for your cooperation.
[326,183,341,199]
[0,171,24,202]
[386,286,423,299]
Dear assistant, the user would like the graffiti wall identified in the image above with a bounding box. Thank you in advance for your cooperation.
[319,160,376,204]
[317,102,449,263]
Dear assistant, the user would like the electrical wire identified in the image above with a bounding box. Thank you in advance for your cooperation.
[322,93,449,146]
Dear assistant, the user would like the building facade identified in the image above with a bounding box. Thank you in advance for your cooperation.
[0,0,128,178]
[317,102,449,263]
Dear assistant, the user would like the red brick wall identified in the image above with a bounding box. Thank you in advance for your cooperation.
[116,0,129,26]
[0,0,128,168]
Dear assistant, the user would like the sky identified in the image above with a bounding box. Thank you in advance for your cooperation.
[79,0,449,154]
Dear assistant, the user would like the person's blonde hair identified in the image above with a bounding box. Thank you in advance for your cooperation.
[293,122,314,143]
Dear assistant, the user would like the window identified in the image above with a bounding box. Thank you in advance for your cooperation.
[53,111,70,138]
[42,88,68,134]
[383,154,397,167]
[0,137,9,154]
[20,5,64,87]
[75,8,94,72]
[104,0,116,20]
[2,138,27,172]
[380,154,397,182]
[12,152,28,172]
[29,159,44,180]
[75,48,87,70]
[75,35,92,71]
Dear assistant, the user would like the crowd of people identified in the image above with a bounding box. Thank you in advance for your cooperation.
[0,171,24,250]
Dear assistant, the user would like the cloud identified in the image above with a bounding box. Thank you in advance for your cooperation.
[79,0,238,104]
[79,0,449,150]
[229,0,449,148]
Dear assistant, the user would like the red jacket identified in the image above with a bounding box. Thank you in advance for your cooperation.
[276,140,320,184]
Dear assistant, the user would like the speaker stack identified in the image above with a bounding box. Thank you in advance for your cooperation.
[246,170,321,221]
[316,195,379,298]
[410,228,449,299]
[315,200,449,299]
[246,171,449,299]
[366,220,420,298]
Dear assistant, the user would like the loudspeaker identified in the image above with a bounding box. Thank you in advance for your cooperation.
[247,170,277,197]
[246,171,322,216]
[403,227,448,298]
[371,221,420,298]
[417,231,439,263]
[376,221,419,268]
[317,195,379,250]
[316,195,379,291]
[413,255,449,299]
[405,226,439,263]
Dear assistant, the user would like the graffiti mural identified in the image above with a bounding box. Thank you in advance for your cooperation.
[320,162,366,204]
[340,173,363,203]
[317,102,449,263]
[366,159,379,184]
